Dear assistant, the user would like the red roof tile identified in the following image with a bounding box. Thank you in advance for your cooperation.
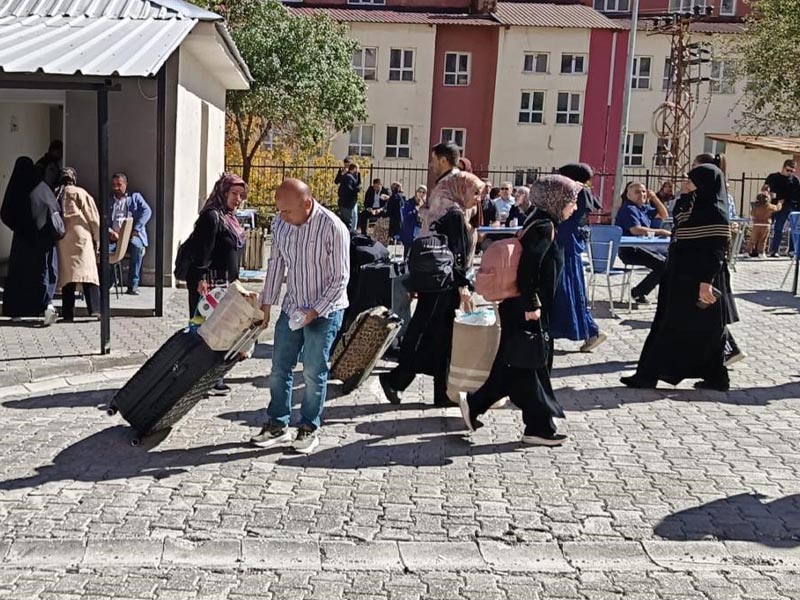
[288,7,497,26]
[493,3,624,29]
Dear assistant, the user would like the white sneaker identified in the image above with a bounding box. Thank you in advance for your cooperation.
[521,433,568,447]
[724,350,747,368]
[580,332,608,353]
[292,427,320,454]
[42,305,57,327]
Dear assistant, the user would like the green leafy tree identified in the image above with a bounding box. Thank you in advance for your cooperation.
[195,0,367,182]
[733,0,800,134]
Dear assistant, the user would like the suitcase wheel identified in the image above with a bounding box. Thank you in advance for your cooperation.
[105,405,117,417]
[130,436,141,447]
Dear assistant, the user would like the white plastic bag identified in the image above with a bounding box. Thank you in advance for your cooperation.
[198,281,263,351]
[454,307,497,327]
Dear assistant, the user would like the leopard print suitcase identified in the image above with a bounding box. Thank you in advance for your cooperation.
[330,306,402,394]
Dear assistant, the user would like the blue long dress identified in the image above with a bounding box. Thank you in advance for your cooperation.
[550,189,600,341]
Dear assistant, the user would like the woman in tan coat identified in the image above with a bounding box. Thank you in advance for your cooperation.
[56,168,100,321]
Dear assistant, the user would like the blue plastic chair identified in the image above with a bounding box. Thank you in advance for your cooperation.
[780,212,800,292]
[587,225,627,317]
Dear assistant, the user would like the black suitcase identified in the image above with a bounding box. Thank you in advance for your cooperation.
[107,326,259,445]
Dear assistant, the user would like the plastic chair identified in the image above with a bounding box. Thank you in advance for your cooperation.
[109,217,133,299]
[586,225,627,318]
[780,212,800,291]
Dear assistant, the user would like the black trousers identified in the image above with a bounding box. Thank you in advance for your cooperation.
[383,363,449,403]
[618,247,666,297]
[61,282,99,320]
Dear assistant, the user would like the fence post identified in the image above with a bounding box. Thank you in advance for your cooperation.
[281,161,286,182]
[645,169,651,190]
[740,172,746,216]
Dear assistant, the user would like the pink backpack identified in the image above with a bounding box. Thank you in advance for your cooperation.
[474,220,552,302]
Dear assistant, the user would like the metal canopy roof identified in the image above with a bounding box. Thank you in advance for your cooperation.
[0,0,249,81]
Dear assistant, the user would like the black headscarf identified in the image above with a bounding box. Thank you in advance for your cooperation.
[1,156,40,232]
[673,164,730,243]
[558,163,602,212]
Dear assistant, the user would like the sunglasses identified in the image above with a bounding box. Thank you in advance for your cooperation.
[501,187,511,191]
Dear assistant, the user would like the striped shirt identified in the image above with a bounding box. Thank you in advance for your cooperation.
[260,201,350,318]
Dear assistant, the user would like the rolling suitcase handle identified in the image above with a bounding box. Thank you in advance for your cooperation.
[223,322,263,362]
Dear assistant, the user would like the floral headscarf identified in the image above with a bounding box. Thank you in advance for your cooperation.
[202,173,248,248]
[530,175,581,224]
[420,170,485,233]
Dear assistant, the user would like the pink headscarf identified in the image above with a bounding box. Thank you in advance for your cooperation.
[202,173,248,248]
[420,171,485,233]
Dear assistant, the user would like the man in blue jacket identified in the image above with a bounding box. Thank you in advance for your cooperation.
[109,172,152,295]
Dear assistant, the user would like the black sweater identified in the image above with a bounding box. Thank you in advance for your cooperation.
[189,209,241,284]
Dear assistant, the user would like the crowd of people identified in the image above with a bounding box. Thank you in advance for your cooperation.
[1,143,152,326]
[3,137,798,453]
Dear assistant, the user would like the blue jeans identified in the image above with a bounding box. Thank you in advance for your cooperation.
[338,206,358,232]
[770,209,794,255]
[267,309,344,430]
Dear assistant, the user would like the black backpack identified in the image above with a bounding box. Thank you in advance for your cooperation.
[173,235,195,281]
[404,233,454,293]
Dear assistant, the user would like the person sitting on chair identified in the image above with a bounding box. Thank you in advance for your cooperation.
[613,182,670,305]
[109,172,151,295]
[359,178,390,235]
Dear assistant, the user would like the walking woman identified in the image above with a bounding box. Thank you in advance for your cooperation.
[1,156,59,325]
[186,172,248,396]
[380,172,484,407]
[621,163,734,391]
[56,168,101,321]
[459,175,580,446]
[550,163,607,352]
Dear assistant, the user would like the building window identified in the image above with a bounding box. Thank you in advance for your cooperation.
[389,49,415,82]
[514,169,540,187]
[624,132,645,167]
[441,128,466,154]
[352,48,377,81]
[444,52,470,86]
[670,0,706,11]
[594,0,630,10]
[348,0,386,4]
[655,137,675,167]
[662,58,675,91]
[386,126,411,159]
[720,0,735,15]
[560,53,586,74]
[631,56,652,89]
[556,92,581,125]
[704,137,727,155]
[519,91,545,124]
[348,125,374,157]
[523,53,548,74]
[710,60,735,94]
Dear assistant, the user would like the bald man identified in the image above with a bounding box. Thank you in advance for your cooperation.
[252,179,350,454]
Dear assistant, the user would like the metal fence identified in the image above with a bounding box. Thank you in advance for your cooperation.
[229,161,771,227]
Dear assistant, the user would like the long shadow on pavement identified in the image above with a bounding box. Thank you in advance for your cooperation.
[0,425,278,491]
[735,291,799,315]
[3,389,117,410]
[654,493,800,547]
[557,380,800,411]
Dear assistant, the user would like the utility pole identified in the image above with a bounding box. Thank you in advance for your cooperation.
[649,5,714,184]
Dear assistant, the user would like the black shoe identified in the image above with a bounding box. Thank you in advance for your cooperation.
[633,295,650,304]
[125,288,140,296]
[208,382,231,396]
[379,373,401,405]
[620,375,657,389]
[769,252,780,258]
[694,380,730,392]
[432,396,452,407]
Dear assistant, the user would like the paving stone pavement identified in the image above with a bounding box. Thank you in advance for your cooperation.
[0,257,798,599]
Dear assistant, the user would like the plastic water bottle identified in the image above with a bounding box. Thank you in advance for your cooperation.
[289,307,308,331]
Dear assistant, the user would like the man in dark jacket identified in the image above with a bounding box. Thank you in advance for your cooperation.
[359,178,390,235]
[337,162,361,231]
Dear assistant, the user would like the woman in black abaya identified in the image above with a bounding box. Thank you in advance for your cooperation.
[1,157,59,324]
[621,163,734,391]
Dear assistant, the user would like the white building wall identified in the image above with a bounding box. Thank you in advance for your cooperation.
[330,23,436,165]
[489,27,591,169]
[173,47,228,272]
[623,31,744,176]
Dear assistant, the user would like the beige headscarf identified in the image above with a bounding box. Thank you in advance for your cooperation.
[420,171,485,233]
